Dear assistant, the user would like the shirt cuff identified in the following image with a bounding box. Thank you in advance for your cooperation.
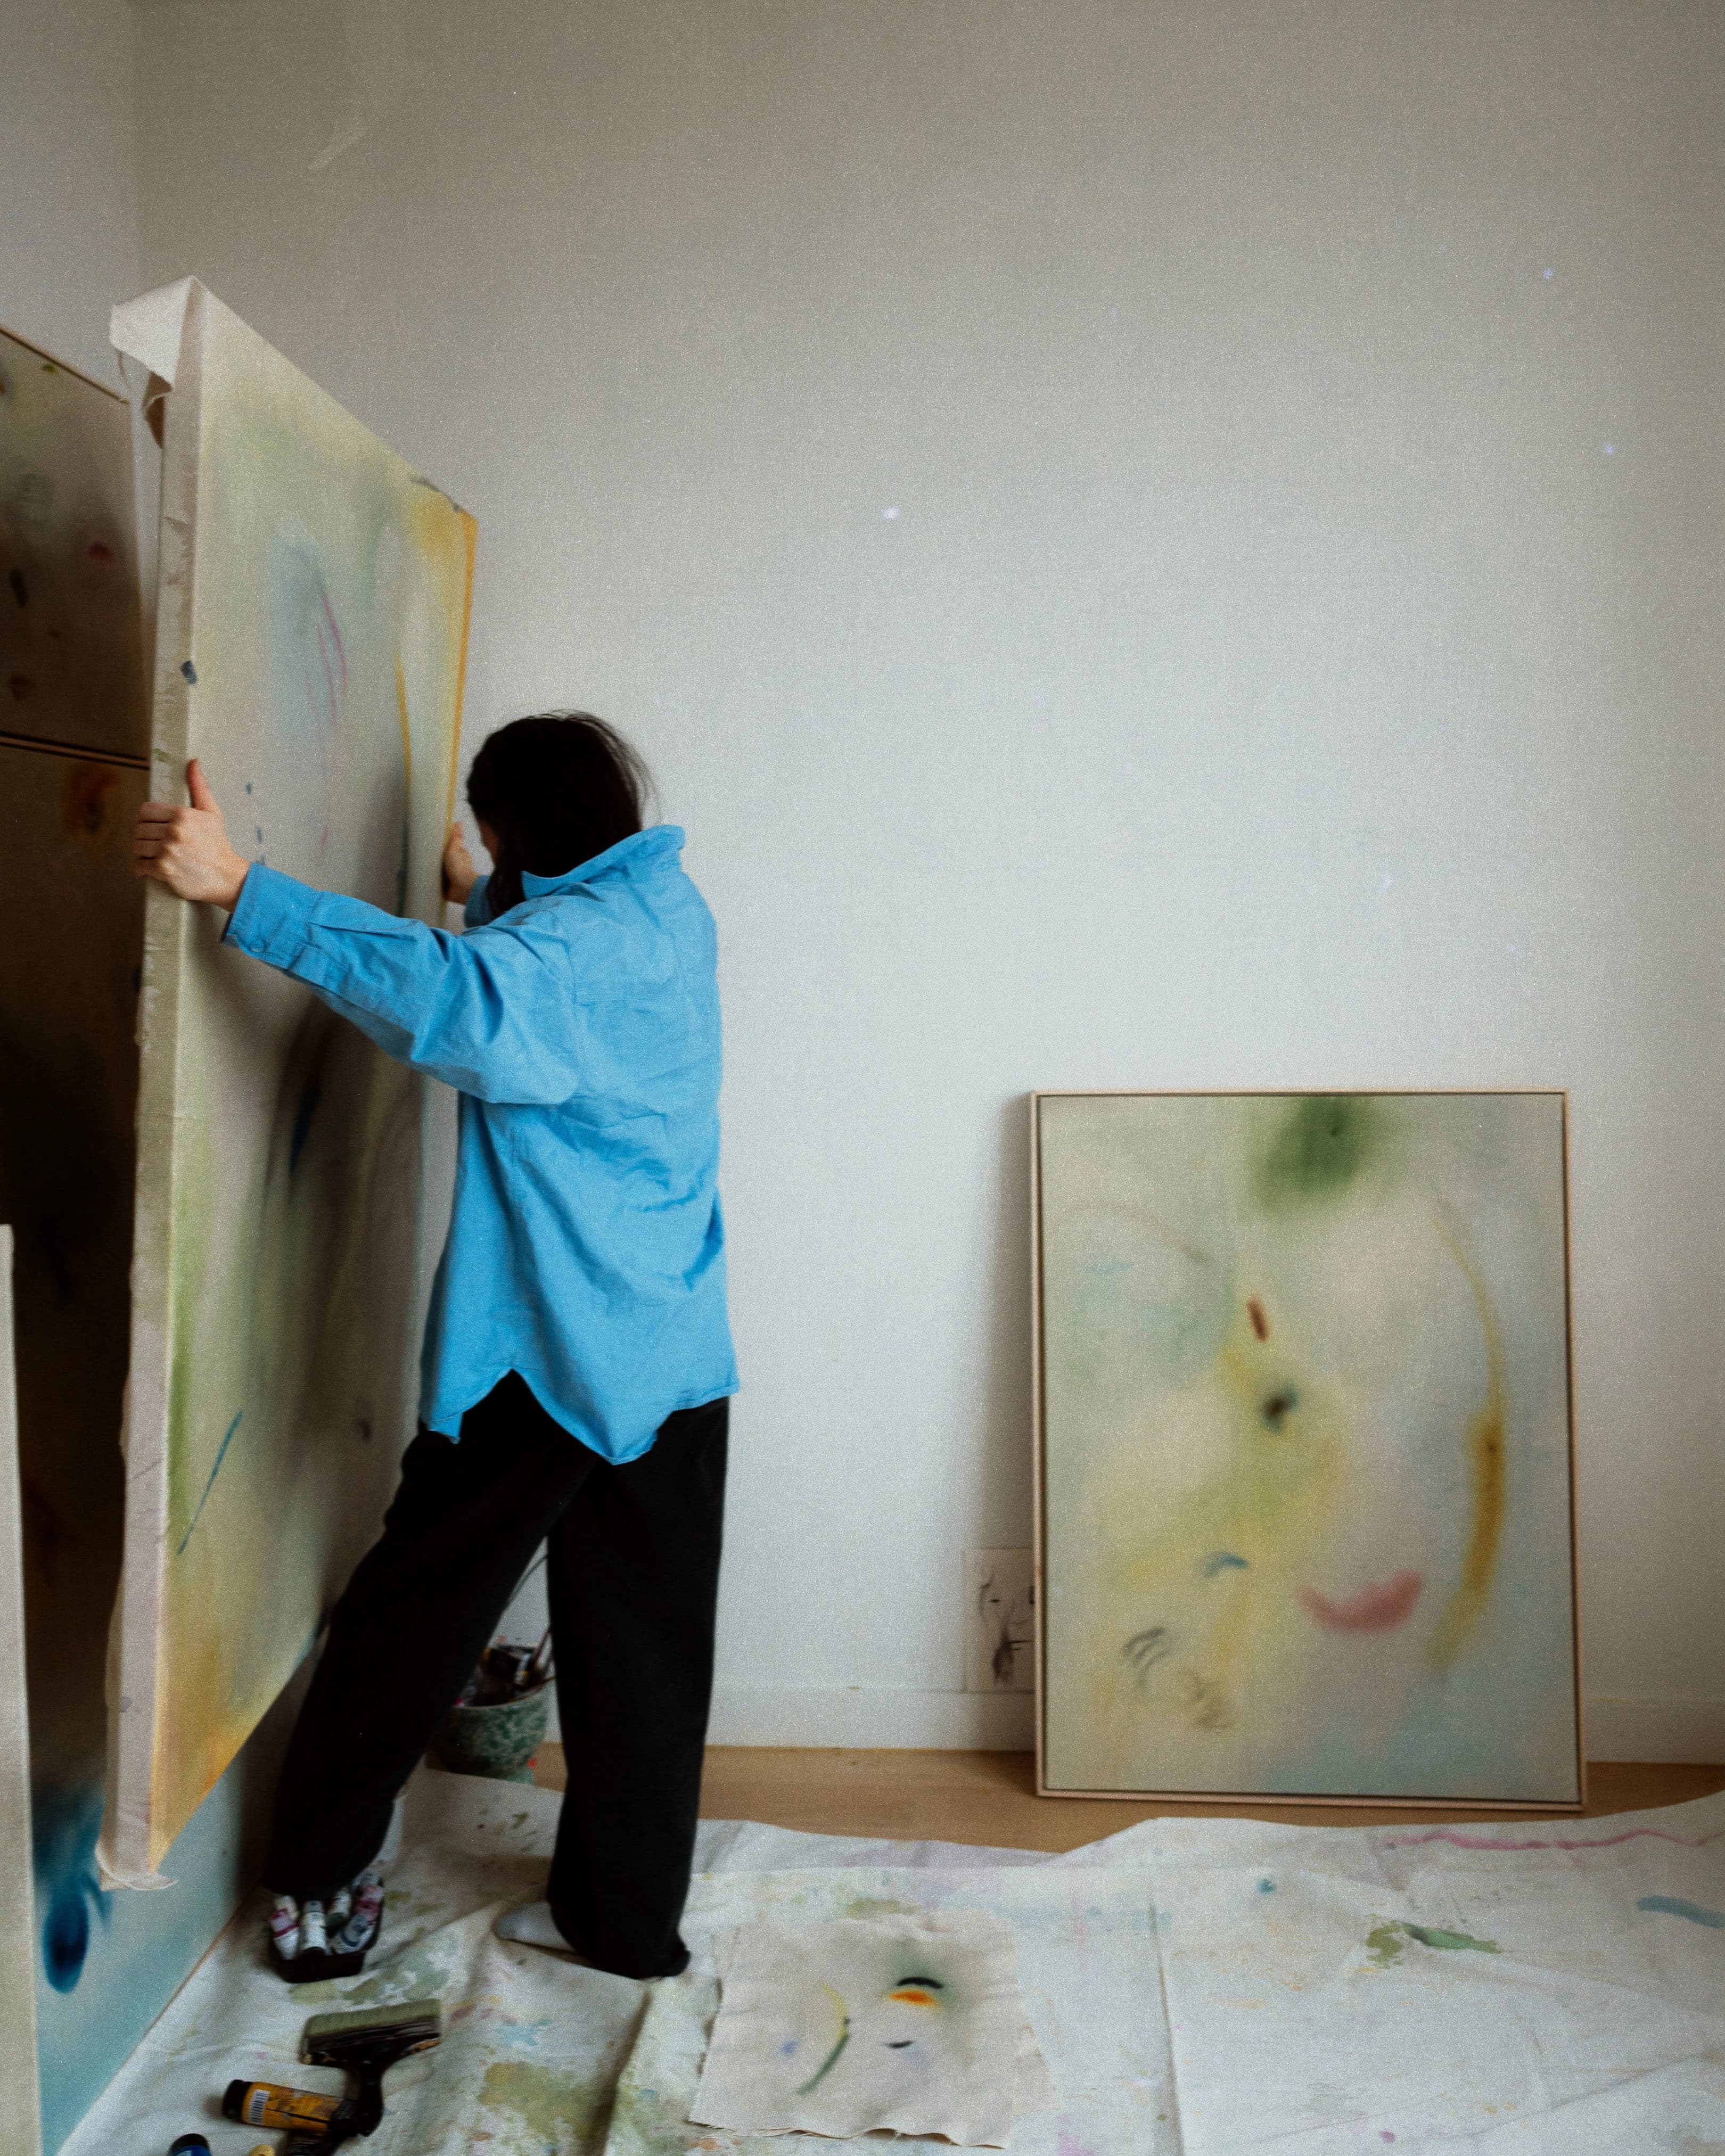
[222,861,321,969]
[463,873,492,928]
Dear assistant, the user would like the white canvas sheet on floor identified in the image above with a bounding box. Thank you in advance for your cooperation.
[60,1770,1725,2154]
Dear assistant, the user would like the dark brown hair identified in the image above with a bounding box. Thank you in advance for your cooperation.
[466,711,653,916]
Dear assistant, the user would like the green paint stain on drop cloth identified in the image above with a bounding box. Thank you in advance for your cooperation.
[843,1895,913,1920]
[300,1940,453,2009]
[479,2058,605,2147]
[1404,1922,1500,1954]
[1368,1919,1500,1969]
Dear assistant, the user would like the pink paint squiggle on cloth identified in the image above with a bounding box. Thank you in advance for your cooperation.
[1385,1825,1725,1854]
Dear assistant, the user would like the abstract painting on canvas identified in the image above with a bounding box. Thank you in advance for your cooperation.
[105,281,476,1879]
[1034,1091,1581,1805]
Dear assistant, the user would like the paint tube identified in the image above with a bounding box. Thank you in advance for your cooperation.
[270,1893,301,1960]
[332,1865,385,1955]
[222,2080,359,2134]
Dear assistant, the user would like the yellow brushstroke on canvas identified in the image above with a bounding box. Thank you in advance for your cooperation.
[448,510,478,826]
[1083,1297,1345,1742]
[1426,1229,1507,1671]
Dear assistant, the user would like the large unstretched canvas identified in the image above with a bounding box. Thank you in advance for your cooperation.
[0,327,147,760]
[1034,1091,1581,1806]
[105,280,476,1880]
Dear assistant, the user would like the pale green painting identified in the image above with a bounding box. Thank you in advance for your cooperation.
[1037,1092,1580,1803]
[108,284,475,1878]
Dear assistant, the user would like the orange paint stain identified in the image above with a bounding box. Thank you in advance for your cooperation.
[61,761,117,838]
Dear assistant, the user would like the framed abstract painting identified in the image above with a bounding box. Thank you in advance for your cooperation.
[1032,1091,1582,1807]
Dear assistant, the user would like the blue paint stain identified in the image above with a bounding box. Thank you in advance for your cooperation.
[1202,1552,1249,1578]
[1638,1894,1725,1929]
[177,1411,244,1556]
[289,1081,322,1174]
[1257,1878,1276,1894]
[180,659,196,683]
[779,2038,800,2058]
[32,1784,110,1992]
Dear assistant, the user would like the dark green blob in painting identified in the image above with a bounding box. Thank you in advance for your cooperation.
[1254,1096,1380,1211]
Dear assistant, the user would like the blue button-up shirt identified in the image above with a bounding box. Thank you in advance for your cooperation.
[222,824,737,1461]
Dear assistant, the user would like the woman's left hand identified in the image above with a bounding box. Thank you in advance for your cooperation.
[442,821,478,906]
[134,759,250,910]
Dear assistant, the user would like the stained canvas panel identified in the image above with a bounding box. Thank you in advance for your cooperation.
[1035,1091,1580,1804]
[0,744,255,2153]
[0,327,146,759]
[0,747,142,1890]
[106,281,475,1879]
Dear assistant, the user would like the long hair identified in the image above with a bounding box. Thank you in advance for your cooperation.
[466,712,654,916]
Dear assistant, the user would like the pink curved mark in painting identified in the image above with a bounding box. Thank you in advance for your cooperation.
[1298,1569,1424,1633]
[1386,1823,1725,1854]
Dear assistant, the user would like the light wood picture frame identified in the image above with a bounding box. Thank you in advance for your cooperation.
[1032,1090,1583,1809]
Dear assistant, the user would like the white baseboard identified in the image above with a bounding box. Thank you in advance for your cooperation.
[540,1688,1724,1765]
[1584,1697,1725,1765]
[707,1686,1037,1750]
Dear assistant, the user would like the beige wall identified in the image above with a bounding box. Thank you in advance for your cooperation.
[0,0,138,380]
[124,0,1725,1757]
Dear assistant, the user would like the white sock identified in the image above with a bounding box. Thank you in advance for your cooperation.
[494,1899,590,1961]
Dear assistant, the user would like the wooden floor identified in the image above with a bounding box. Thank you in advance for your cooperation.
[533,1744,1725,1853]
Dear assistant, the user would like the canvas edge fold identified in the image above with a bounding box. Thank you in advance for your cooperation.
[1559,1091,1588,1806]
[101,281,210,1889]
[1029,1094,1051,1797]
[0,1229,45,2155]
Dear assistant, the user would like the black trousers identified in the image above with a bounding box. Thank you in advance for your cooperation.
[264,1374,728,1979]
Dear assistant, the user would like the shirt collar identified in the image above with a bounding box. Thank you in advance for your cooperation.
[520,824,684,898]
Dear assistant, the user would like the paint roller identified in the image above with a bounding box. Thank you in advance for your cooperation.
[223,1997,441,2149]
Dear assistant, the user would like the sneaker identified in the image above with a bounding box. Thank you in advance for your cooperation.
[268,1863,384,1984]
[494,1899,591,1963]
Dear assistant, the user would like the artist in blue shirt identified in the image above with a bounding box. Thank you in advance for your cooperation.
[134,713,737,1985]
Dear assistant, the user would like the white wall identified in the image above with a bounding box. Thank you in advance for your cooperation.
[132,0,1725,1759]
[0,0,139,380]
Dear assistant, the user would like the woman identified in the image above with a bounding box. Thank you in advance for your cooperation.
[133,712,737,1984]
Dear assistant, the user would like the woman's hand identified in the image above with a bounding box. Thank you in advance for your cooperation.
[133,759,250,910]
[442,821,478,906]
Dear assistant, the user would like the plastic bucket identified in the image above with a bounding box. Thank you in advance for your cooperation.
[429,1679,553,1783]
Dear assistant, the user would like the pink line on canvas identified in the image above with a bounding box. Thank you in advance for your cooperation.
[1385,1824,1725,1854]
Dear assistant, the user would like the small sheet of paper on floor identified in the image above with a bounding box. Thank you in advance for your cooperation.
[58,1771,1725,2155]
[688,1911,1041,2145]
